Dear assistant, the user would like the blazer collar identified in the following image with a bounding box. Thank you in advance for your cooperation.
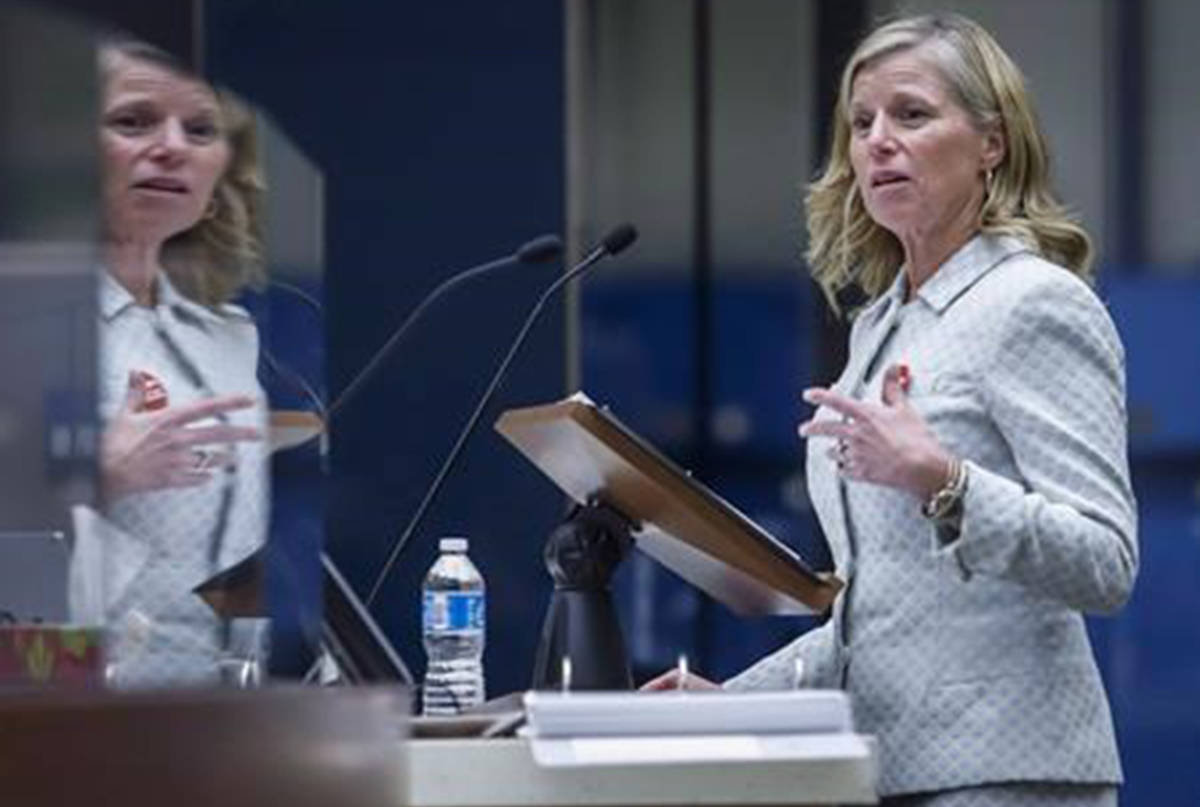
[100,270,237,330]
[854,268,906,331]
[99,270,139,322]
[913,233,1031,314]
[842,233,1029,394]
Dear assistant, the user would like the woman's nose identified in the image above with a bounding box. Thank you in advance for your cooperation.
[148,119,188,163]
[866,116,896,154]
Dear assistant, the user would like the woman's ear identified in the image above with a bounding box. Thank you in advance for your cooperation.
[981,121,1006,172]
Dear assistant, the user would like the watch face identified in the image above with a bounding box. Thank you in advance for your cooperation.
[923,490,957,520]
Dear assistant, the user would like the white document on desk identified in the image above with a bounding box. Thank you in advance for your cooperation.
[530,732,871,768]
[524,690,853,738]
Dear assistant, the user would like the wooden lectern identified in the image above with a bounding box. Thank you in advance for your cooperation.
[496,393,842,690]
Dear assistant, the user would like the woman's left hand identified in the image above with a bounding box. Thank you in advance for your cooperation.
[799,364,952,500]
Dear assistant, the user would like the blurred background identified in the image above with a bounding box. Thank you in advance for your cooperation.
[0,0,1195,803]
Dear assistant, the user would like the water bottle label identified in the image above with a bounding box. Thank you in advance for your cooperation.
[423,591,485,632]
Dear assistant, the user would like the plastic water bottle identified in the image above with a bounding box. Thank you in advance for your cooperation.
[422,537,486,715]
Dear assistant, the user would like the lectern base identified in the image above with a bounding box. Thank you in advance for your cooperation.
[533,589,631,690]
[531,502,634,691]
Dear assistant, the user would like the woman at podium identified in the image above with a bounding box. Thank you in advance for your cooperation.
[69,38,268,688]
[646,14,1135,807]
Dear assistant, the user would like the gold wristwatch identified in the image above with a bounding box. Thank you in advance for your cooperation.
[921,457,968,521]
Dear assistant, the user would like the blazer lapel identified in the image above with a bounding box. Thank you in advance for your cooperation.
[818,234,1028,571]
[808,292,895,574]
[845,293,901,396]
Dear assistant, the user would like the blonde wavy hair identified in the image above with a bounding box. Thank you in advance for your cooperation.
[99,40,266,308]
[806,13,1092,313]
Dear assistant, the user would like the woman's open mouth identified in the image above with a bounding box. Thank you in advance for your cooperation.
[131,177,189,195]
[871,171,911,188]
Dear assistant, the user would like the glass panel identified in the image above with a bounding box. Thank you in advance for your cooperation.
[1,3,328,690]
[0,1,101,691]
[247,112,327,682]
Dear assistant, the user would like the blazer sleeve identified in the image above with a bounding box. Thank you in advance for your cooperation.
[722,620,839,691]
[942,275,1138,614]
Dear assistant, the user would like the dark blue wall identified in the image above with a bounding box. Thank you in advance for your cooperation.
[208,0,566,697]
[1100,276,1200,805]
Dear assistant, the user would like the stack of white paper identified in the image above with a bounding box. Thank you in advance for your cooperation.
[523,690,866,768]
[525,690,852,737]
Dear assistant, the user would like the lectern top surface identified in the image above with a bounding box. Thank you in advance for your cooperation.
[496,393,841,616]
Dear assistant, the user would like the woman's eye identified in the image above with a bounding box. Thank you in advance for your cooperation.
[851,115,873,134]
[899,107,930,124]
[186,120,221,141]
[108,112,152,132]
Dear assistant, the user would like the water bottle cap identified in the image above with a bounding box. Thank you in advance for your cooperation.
[438,537,468,553]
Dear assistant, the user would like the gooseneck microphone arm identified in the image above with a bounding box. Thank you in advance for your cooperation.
[326,234,563,422]
[269,279,324,319]
[364,224,639,608]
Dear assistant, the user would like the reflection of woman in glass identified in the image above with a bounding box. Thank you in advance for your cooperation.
[71,39,268,687]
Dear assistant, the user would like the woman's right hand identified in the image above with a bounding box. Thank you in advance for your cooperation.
[100,375,262,505]
[639,668,720,692]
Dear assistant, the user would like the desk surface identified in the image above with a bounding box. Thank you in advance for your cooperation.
[408,736,878,806]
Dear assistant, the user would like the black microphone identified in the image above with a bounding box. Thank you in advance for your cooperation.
[364,224,639,607]
[327,234,563,421]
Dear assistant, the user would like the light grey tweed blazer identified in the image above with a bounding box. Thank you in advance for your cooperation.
[70,271,269,687]
[725,234,1137,797]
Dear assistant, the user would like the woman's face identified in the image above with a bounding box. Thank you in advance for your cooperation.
[847,46,1000,246]
[100,53,231,245]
